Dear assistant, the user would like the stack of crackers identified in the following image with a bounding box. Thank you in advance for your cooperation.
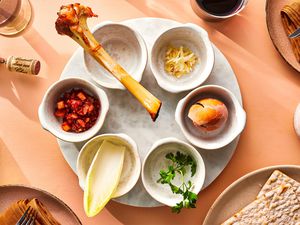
[222,170,300,224]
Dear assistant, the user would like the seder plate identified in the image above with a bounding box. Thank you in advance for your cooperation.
[58,18,243,207]
[203,165,300,224]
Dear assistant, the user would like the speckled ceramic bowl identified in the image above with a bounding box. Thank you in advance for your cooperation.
[83,21,148,90]
[175,85,246,150]
[77,133,141,198]
[150,23,214,93]
[38,77,109,143]
[142,137,205,207]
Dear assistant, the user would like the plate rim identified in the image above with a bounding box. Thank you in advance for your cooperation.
[0,184,82,225]
[203,164,300,224]
[265,0,300,73]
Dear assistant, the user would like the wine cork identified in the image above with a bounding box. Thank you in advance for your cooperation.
[5,56,40,75]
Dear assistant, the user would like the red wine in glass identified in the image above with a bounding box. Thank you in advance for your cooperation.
[197,0,244,16]
[191,0,248,21]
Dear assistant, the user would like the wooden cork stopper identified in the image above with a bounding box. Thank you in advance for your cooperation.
[5,56,40,75]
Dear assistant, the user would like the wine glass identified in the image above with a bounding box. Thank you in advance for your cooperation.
[190,0,248,21]
[0,0,32,36]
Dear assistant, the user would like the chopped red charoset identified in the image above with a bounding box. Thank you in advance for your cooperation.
[54,89,100,133]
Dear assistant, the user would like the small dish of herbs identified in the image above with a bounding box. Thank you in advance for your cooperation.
[142,138,205,213]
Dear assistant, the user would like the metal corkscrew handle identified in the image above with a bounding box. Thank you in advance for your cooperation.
[0,56,40,75]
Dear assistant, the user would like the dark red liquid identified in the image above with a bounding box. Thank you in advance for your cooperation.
[196,0,244,16]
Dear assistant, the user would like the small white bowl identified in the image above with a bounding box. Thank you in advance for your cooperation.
[175,85,246,150]
[294,104,300,138]
[38,77,109,143]
[83,21,148,90]
[150,23,214,93]
[142,137,205,207]
[77,133,141,198]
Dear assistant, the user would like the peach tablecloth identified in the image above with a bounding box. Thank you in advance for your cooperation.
[0,0,299,224]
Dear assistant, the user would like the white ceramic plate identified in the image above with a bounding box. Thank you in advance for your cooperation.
[58,18,243,207]
[203,165,300,225]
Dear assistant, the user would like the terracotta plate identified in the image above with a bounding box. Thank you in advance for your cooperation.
[266,0,300,72]
[203,165,300,225]
[0,185,82,224]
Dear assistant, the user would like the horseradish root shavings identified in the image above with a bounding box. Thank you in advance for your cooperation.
[164,46,198,78]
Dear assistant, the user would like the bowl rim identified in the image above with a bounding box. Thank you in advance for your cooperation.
[38,77,109,143]
[175,84,246,150]
[149,23,215,93]
[190,0,249,21]
[76,133,141,198]
[141,137,206,206]
[83,21,148,90]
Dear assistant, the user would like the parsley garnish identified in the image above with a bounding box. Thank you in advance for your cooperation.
[157,151,197,213]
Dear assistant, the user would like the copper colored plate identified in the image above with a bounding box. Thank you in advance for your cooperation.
[0,185,82,225]
[266,0,300,72]
[203,165,300,225]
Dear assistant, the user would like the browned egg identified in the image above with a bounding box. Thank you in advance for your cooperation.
[188,98,228,134]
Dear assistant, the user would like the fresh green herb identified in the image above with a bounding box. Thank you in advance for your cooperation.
[157,151,197,213]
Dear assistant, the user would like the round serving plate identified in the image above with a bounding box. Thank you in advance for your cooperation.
[0,185,81,224]
[266,0,300,72]
[58,18,243,207]
[203,165,300,224]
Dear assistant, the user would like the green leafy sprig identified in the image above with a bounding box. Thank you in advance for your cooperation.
[157,151,197,213]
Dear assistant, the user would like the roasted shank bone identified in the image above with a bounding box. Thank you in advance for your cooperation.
[55,3,161,121]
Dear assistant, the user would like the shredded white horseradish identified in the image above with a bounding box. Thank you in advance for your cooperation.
[164,46,198,78]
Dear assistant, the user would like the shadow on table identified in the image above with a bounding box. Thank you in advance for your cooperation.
[23,27,61,67]
[0,138,29,185]
[106,202,168,225]
[0,67,46,122]
[106,200,205,225]
[0,24,69,122]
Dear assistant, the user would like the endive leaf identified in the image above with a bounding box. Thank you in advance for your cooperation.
[84,140,125,217]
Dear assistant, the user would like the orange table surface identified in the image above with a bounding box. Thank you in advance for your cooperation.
[0,0,300,224]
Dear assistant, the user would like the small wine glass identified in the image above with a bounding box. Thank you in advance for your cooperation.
[0,0,32,36]
[190,0,248,21]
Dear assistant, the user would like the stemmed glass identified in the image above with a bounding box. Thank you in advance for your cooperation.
[190,0,249,21]
[0,0,32,36]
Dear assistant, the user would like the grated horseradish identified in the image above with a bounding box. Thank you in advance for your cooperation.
[164,46,198,78]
